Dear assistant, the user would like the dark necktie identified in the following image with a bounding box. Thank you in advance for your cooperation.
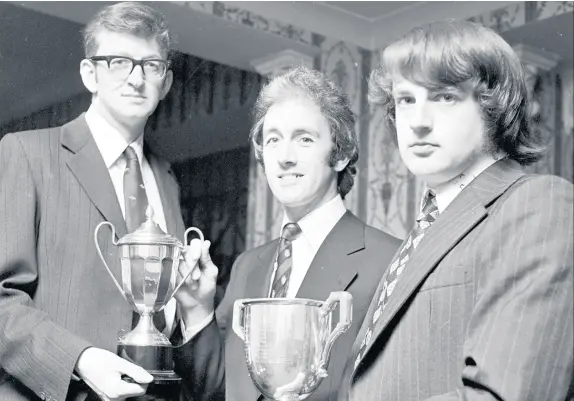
[270,223,302,298]
[123,146,149,233]
[123,146,166,333]
[353,191,439,370]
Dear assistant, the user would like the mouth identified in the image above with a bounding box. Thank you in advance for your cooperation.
[410,142,437,148]
[410,142,437,156]
[278,173,304,181]
[122,94,146,99]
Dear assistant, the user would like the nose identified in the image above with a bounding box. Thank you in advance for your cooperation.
[409,100,433,134]
[277,141,297,167]
[126,64,145,88]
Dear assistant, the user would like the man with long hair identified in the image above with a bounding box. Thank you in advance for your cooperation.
[343,19,573,401]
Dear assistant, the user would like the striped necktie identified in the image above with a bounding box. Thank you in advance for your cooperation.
[354,191,439,370]
[270,223,302,298]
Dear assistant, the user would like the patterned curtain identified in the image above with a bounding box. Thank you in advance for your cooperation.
[171,146,251,306]
[0,51,262,137]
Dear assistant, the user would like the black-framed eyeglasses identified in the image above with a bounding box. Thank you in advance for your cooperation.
[89,56,171,80]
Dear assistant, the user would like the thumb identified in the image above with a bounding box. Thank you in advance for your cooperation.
[182,238,202,277]
[116,358,153,384]
[200,240,218,280]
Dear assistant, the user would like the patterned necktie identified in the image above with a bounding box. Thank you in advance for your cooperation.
[123,146,149,233]
[270,223,302,298]
[124,146,166,332]
[353,191,439,369]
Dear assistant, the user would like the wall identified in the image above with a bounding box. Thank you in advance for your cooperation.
[194,1,574,245]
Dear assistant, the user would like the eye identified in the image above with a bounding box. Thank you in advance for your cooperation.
[396,96,415,105]
[264,136,279,146]
[299,136,314,144]
[110,57,131,68]
[436,93,457,102]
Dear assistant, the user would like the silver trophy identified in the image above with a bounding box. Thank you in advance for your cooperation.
[233,291,352,401]
[94,207,203,383]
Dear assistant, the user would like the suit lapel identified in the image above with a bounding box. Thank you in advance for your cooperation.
[246,241,278,298]
[62,114,127,238]
[357,159,525,365]
[296,211,362,301]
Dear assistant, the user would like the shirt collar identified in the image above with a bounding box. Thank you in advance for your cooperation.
[85,105,145,168]
[425,154,505,214]
[280,194,347,251]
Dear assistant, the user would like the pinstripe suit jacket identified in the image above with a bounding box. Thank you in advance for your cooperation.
[342,159,574,401]
[0,115,185,401]
[173,211,401,401]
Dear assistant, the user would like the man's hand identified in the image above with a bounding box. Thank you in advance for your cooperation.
[174,239,219,327]
[75,347,153,401]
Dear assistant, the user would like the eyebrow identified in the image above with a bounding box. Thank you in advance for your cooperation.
[263,127,320,137]
[392,88,412,96]
[102,52,164,60]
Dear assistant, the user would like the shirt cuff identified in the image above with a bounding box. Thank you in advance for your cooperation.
[181,311,214,343]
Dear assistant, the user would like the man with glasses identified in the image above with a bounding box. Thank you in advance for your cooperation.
[0,2,194,400]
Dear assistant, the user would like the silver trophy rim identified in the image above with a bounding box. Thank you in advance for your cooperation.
[238,297,324,307]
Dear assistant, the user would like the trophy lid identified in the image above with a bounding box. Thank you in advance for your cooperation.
[117,206,183,247]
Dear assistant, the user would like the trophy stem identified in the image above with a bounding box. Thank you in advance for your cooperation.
[119,313,171,346]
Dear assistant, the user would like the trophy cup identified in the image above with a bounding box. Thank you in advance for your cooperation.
[94,207,203,391]
[233,291,352,401]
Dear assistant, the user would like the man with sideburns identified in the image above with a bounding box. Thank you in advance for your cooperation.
[172,66,401,401]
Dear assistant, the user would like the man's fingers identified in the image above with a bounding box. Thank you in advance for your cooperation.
[200,241,219,280]
[116,358,153,384]
[183,238,202,263]
[113,381,149,398]
[180,239,203,283]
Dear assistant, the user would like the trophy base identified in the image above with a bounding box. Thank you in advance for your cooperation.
[118,344,182,400]
[118,343,176,372]
[125,377,181,401]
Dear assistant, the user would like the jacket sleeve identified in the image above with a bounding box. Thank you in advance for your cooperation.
[0,134,93,401]
[174,251,248,401]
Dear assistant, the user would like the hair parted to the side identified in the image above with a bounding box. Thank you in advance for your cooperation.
[250,66,359,199]
[82,2,172,58]
[369,19,545,165]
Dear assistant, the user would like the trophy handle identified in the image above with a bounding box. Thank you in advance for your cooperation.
[170,227,206,297]
[94,221,126,301]
[232,299,247,342]
[317,291,353,377]
[184,226,205,247]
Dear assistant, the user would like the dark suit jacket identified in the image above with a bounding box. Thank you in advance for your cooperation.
[0,115,185,401]
[342,159,574,401]
[173,211,400,401]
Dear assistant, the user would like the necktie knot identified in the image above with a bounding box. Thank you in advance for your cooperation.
[416,190,439,224]
[124,146,138,162]
[281,222,302,242]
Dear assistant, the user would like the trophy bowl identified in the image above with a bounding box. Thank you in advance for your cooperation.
[95,207,203,383]
[233,292,352,401]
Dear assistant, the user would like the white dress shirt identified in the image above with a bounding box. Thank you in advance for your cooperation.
[426,155,504,214]
[85,106,176,333]
[270,194,347,297]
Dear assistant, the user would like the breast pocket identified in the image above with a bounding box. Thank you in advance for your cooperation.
[419,262,467,292]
